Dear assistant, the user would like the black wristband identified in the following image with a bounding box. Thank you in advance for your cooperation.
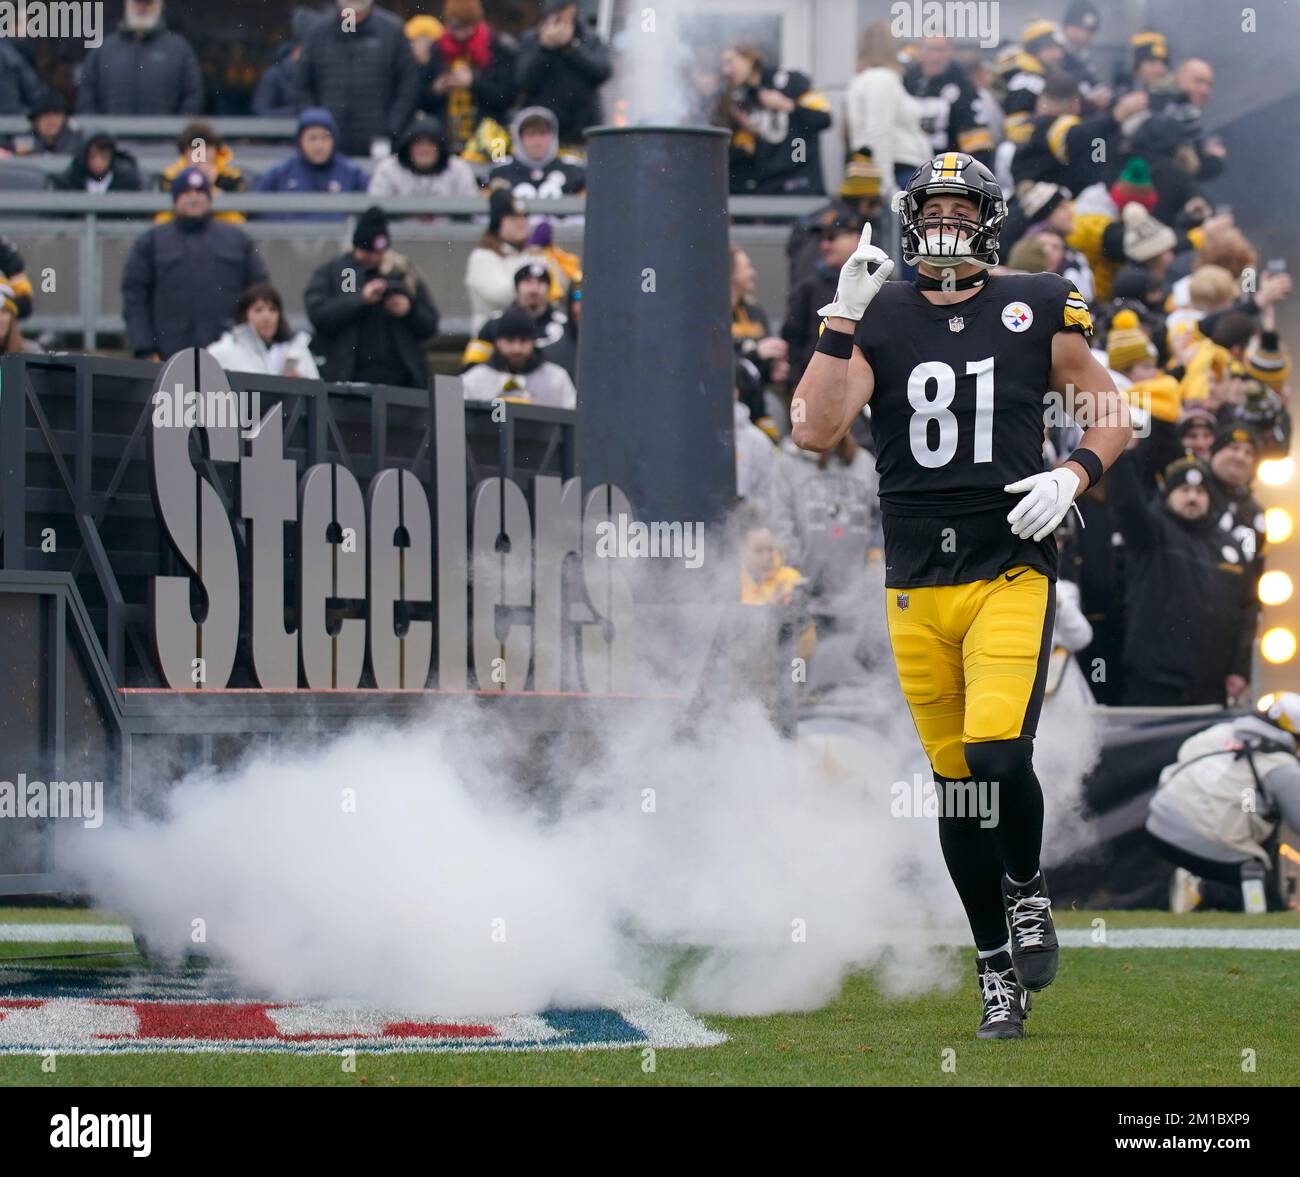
[815,324,855,360]
[1068,447,1105,490]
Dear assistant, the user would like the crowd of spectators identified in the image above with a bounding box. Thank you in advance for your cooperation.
[0,1,1293,715]
[727,5,1293,715]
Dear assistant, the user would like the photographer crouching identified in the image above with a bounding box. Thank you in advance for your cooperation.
[1146,693,1300,912]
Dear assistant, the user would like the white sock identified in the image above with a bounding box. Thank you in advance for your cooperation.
[978,940,1012,960]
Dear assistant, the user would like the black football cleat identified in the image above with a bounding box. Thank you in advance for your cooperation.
[1003,871,1060,991]
[976,951,1030,1039]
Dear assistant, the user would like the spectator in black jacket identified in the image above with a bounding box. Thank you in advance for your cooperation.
[0,40,42,115]
[904,37,994,165]
[719,43,832,196]
[5,91,83,155]
[121,167,269,360]
[515,0,611,147]
[1206,423,1268,583]
[414,1,517,155]
[1110,451,1257,707]
[296,0,420,158]
[784,150,883,289]
[782,212,862,392]
[78,0,203,115]
[50,130,145,194]
[252,8,320,118]
[304,206,439,388]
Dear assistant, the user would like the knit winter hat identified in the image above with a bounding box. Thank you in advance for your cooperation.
[1109,157,1157,213]
[1158,455,1210,498]
[353,205,390,251]
[1122,203,1176,263]
[1023,20,1063,56]
[0,283,17,317]
[489,187,526,233]
[444,0,485,24]
[514,261,550,287]
[495,306,536,341]
[171,165,211,200]
[1020,181,1070,225]
[839,149,882,198]
[1176,404,1217,437]
[1106,308,1154,372]
[1063,1,1100,31]
[1212,423,1259,456]
[1246,335,1292,391]
[404,15,444,40]
[1130,30,1169,66]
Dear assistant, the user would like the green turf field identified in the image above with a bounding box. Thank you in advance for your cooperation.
[0,908,1296,1086]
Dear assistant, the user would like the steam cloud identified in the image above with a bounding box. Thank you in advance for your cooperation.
[64,538,1100,1018]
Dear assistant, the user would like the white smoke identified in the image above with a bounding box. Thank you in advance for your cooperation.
[610,0,692,126]
[63,539,1100,1018]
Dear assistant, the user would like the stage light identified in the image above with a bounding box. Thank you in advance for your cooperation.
[1265,507,1293,544]
[1259,571,1294,605]
[1261,627,1297,664]
[1258,456,1295,487]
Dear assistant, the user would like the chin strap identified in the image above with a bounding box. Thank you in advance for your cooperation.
[914,270,988,291]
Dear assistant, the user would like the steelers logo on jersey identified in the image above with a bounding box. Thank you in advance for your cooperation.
[1001,302,1034,332]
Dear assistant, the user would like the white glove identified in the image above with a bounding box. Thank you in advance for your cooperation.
[1004,468,1081,542]
[816,223,894,322]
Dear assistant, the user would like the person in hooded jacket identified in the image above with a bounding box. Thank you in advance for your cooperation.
[368,112,480,200]
[254,108,370,220]
[50,130,145,196]
[487,106,586,199]
[1109,450,1258,707]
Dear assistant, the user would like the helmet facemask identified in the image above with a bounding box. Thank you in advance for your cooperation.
[893,186,1006,270]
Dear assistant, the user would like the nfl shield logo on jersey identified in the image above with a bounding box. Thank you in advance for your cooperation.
[896,592,909,610]
[949,316,964,332]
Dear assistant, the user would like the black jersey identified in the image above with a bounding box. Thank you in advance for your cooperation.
[853,272,1093,588]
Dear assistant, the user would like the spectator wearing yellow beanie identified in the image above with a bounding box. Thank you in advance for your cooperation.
[1108,309,1181,422]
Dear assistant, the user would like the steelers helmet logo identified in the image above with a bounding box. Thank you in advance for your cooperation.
[1002,302,1033,332]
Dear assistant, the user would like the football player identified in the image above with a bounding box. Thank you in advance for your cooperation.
[791,152,1132,1038]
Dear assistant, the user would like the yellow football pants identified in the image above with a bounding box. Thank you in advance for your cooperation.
[884,566,1055,780]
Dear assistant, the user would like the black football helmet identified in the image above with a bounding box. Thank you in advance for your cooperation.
[893,152,1008,269]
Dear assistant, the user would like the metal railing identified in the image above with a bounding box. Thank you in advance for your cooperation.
[0,191,831,346]
[0,115,301,140]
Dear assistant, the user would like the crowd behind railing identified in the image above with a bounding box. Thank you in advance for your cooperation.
[0,0,1292,724]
